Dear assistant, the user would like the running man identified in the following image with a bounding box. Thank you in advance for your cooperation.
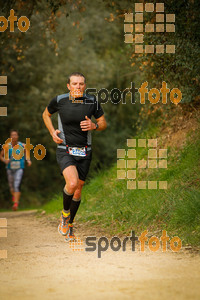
[42,72,107,241]
[0,130,32,210]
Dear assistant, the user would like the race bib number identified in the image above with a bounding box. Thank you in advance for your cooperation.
[10,161,20,169]
[68,147,86,157]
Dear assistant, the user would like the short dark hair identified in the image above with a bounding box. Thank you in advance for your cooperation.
[10,129,19,135]
[68,72,86,84]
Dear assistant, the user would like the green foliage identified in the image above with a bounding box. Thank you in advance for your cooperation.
[125,0,200,104]
[0,0,136,205]
[0,0,199,208]
[43,128,200,246]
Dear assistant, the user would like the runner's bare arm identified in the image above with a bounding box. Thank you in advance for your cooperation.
[0,149,4,162]
[0,148,10,164]
[22,143,32,166]
[80,115,107,131]
[95,115,107,131]
[42,107,63,144]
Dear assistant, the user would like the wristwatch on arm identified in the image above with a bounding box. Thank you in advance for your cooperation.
[94,123,99,130]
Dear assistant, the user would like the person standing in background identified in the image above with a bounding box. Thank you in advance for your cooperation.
[0,130,32,210]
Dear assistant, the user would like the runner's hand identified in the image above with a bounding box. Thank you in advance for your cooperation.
[80,116,95,131]
[27,160,32,167]
[52,129,63,144]
[4,159,10,165]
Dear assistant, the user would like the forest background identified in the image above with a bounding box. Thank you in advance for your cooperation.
[0,0,199,209]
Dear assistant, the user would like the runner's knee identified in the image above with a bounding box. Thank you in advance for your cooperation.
[65,180,79,193]
[14,181,22,192]
[73,182,84,198]
[14,186,20,192]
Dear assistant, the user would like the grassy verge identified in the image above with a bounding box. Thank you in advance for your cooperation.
[42,125,200,246]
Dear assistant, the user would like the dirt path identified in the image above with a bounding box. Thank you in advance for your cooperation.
[0,210,199,300]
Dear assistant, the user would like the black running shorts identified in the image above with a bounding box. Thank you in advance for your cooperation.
[56,148,92,181]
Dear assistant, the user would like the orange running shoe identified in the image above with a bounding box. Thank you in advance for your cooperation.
[58,213,70,236]
[65,224,76,242]
[12,202,18,211]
